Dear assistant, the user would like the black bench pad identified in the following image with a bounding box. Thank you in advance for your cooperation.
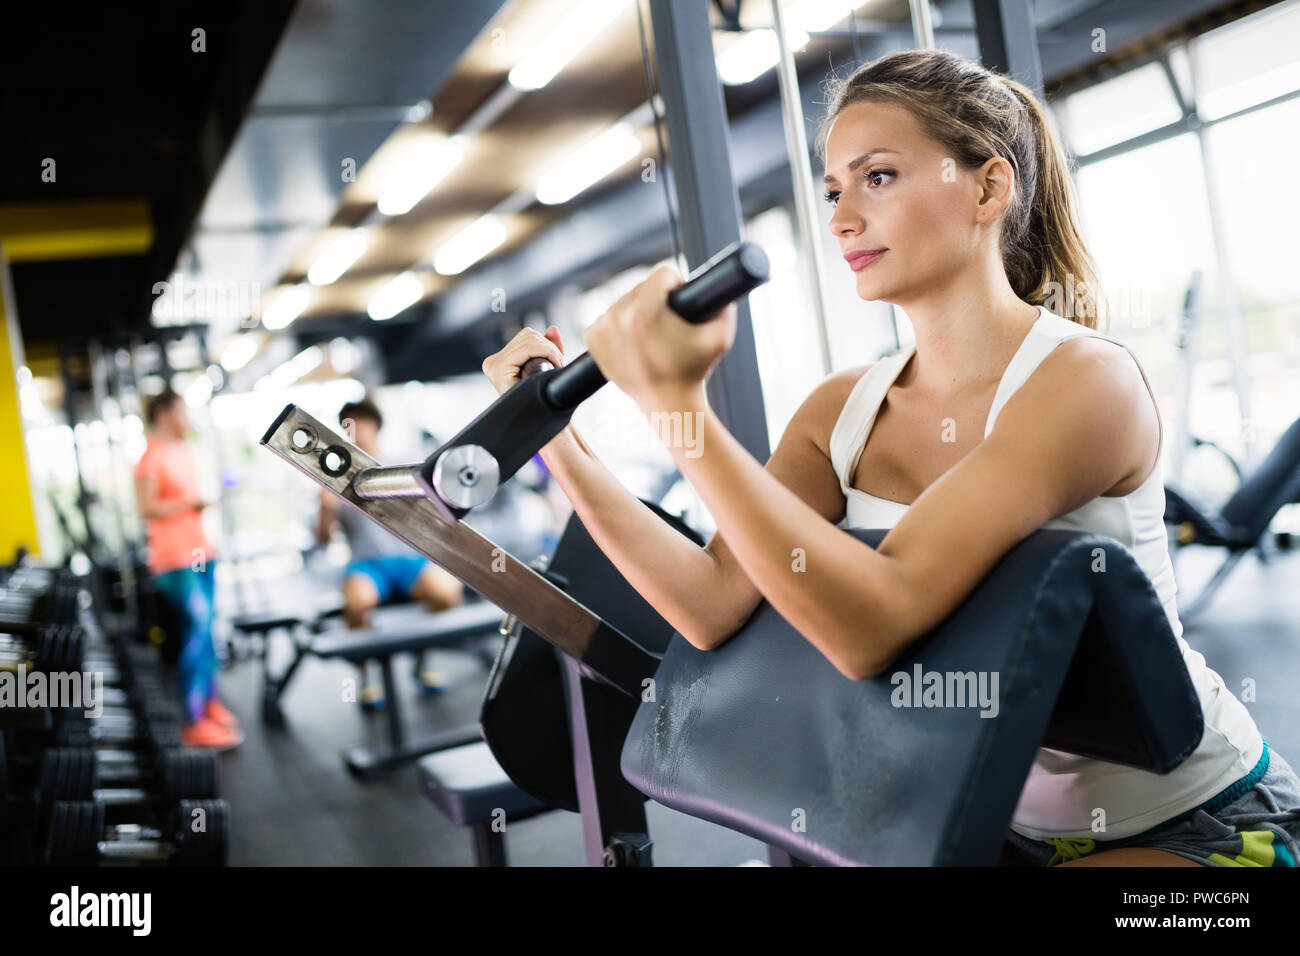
[418,742,550,825]
[311,602,505,661]
[621,529,1204,866]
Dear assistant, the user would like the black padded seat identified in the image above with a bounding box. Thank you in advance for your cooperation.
[418,742,553,866]
[231,610,308,634]
[311,601,505,661]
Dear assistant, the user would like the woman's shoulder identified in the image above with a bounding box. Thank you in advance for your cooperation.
[785,362,878,459]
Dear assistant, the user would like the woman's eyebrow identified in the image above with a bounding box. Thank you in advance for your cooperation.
[823,148,900,184]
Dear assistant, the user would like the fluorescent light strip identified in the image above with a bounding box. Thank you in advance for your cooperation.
[219,336,260,372]
[377,136,467,216]
[368,272,425,320]
[269,346,324,389]
[308,230,369,286]
[432,215,508,276]
[508,0,634,91]
[791,0,873,33]
[717,28,811,85]
[536,123,642,205]
[261,286,310,330]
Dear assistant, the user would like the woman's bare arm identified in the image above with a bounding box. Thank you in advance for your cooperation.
[642,337,1160,680]
[484,326,862,648]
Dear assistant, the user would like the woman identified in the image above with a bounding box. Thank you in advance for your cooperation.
[482,49,1300,867]
[134,388,241,750]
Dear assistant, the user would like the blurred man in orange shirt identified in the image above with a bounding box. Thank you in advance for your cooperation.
[134,388,241,749]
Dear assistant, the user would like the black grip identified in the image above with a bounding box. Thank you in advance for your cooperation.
[668,240,769,323]
[522,241,769,411]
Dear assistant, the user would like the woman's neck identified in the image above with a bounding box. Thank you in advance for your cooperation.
[892,259,1040,397]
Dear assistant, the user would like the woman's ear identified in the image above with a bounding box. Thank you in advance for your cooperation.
[974,156,1016,223]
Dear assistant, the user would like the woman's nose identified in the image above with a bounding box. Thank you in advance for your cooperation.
[830,207,860,237]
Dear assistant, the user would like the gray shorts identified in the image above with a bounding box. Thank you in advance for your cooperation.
[1002,740,1300,867]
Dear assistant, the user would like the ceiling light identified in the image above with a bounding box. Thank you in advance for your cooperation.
[508,0,634,91]
[432,215,507,276]
[716,28,810,85]
[308,230,369,286]
[789,0,873,34]
[367,272,425,321]
[536,123,642,205]
[330,337,361,374]
[261,286,310,330]
[184,374,213,407]
[376,136,466,216]
[219,336,260,372]
[265,346,324,390]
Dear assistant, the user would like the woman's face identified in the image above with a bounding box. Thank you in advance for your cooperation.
[823,100,1004,305]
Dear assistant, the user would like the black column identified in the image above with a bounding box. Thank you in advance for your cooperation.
[973,0,1045,99]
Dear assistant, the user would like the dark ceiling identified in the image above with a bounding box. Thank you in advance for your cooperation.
[0,1,296,351]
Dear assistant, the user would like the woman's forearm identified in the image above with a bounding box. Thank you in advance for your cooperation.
[139,498,199,521]
[539,424,752,647]
[649,385,899,678]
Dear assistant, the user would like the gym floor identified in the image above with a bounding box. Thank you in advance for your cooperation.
[212,546,1300,866]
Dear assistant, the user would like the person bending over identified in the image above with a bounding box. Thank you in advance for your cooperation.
[316,397,464,710]
[481,49,1300,868]
[134,388,241,750]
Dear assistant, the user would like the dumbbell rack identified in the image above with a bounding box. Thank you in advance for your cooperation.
[0,562,231,866]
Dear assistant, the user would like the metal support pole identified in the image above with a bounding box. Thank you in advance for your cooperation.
[770,0,833,377]
[95,340,139,621]
[909,0,935,49]
[972,0,1045,99]
[59,342,98,557]
[1187,44,1255,464]
[649,0,770,463]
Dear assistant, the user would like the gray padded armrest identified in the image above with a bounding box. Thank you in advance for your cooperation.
[621,529,1203,866]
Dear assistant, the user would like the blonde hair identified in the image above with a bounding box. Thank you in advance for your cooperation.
[815,49,1107,329]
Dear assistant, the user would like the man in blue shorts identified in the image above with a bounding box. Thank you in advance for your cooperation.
[316,398,464,709]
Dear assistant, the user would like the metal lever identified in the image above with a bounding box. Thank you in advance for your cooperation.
[344,241,768,516]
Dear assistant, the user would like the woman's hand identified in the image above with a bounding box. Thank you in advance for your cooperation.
[481,326,567,397]
[581,264,736,410]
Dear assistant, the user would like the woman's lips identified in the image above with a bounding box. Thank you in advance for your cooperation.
[845,249,887,271]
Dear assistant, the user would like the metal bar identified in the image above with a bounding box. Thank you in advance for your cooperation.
[649,0,771,464]
[60,342,98,556]
[909,0,935,49]
[353,466,427,500]
[1187,40,1254,464]
[562,655,652,866]
[259,404,658,694]
[770,0,833,378]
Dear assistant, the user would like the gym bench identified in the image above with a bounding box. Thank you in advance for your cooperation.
[232,599,507,781]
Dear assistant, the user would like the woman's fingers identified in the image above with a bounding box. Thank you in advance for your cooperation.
[482,327,567,395]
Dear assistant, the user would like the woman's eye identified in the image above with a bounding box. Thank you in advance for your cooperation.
[823,169,894,206]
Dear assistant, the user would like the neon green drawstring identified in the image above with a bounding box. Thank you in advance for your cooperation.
[1045,837,1097,866]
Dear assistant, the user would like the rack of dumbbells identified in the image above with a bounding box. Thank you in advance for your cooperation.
[0,561,230,866]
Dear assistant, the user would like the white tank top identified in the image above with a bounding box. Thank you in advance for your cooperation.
[828,305,1264,840]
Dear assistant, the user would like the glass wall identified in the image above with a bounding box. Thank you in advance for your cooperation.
[1061,0,1300,523]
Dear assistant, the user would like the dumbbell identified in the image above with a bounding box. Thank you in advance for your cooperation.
[44,798,229,865]
[0,582,83,629]
[0,625,86,674]
[54,703,183,753]
[37,747,218,817]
